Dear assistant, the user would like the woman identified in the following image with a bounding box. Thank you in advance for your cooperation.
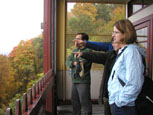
[108,19,145,115]
[73,39,122,115]
[74,19,145,115]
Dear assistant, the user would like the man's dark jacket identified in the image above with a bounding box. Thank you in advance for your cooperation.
[81,50,117,103]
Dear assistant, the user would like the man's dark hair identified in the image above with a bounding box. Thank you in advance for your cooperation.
[77,33,89,41]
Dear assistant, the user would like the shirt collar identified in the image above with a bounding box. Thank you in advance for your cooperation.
[118,45,127,54]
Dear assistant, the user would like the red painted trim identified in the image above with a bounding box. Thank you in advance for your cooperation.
[50,0,55,69]
[43,0,51,74]
[43,0,57,113]
[43,0,54,113]
[134,14,153,78]
[133,14,153,26]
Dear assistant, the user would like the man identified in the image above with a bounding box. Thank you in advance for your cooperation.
[66,33,92,115]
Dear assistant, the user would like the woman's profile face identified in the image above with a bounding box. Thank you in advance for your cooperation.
[112,26,124,44]
[112,41,121,51]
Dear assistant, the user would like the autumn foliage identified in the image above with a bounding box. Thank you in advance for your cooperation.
[68,3,126,33]
[0,55,14,105]
[0,35,43,113]
[66,3,126,69]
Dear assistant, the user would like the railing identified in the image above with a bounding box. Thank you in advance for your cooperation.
[6,69,54,115]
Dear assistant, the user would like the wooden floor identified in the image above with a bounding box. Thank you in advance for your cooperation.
[57,104,104,115]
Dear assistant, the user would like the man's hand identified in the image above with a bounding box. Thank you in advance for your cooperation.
[73,61,77,66]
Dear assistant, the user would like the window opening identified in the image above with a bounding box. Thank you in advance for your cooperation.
[66,2,126,70]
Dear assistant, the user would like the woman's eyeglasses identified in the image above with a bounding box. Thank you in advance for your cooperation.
[111,41,120,44]
[112,31,120,35]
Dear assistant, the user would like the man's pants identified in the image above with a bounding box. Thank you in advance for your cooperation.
[110,103,137,115]
[71,83,92,115]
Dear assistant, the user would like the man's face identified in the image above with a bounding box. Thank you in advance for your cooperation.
[75,34,82,47]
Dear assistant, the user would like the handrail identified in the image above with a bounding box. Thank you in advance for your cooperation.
[6,69,54,115]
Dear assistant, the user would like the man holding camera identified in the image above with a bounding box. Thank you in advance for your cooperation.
[66,33,92,115]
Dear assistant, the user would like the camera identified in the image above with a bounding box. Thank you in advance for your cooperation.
[74,61,82,79]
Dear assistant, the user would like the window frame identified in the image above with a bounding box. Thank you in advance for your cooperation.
[134,14,153,78]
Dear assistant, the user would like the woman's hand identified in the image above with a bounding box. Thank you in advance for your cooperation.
[72,39,86,47]
[72,52,83,58]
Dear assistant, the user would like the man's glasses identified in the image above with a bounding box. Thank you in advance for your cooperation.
[74,38,81,40]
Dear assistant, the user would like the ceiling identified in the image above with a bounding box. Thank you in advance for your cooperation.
[67,0,131,4]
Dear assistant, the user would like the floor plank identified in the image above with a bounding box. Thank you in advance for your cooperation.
[57,104,104,115]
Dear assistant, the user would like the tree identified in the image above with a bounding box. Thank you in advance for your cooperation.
[95,4,113,23]
[68,14,97,34]
[112,6,126,23]
[9,39,39,92]
[67,3,126,70]
[0,55,15,107]
[32,34,43,73]
[0,34,44,114]
[0,55,9,106]
[96,5,126,34]
[68,3,98,34]
[72,3,97,22]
